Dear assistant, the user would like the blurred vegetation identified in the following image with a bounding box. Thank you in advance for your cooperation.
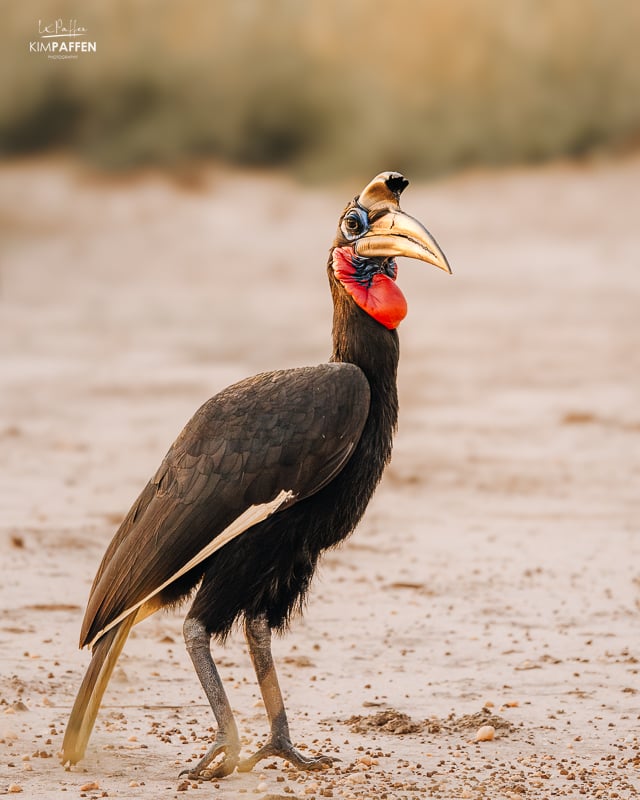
[2,0,640,176]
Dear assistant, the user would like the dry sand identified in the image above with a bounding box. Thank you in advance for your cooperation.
[1,157,639,799]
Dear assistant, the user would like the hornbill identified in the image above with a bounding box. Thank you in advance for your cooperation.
[61,172,451,778]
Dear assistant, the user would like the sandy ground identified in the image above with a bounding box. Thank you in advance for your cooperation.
[1,157,639,799]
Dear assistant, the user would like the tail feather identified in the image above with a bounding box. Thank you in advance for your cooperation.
[61,614,135,766]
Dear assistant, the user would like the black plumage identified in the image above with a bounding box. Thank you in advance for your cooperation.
[82,363,371,646]
[61,172,450,777]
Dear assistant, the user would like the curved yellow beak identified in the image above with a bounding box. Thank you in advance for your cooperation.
[354,210,452,274]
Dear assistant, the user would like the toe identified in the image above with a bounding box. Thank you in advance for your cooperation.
[286,750,334,770]
[200,757,238,779]
[237,739,335,773]
[179,738,239,780]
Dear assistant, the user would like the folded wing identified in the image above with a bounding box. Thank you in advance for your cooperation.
[80,363,370,648]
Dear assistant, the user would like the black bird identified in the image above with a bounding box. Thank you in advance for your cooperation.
[61,172,451,778]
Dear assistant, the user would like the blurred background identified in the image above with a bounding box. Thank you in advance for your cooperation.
[2,0,640,176]
[2,1,639,526]
[1,7,640,796]
[1,0,639,526]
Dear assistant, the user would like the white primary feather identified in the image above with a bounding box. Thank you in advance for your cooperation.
[86,489,295,649]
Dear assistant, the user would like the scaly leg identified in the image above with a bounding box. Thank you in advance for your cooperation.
[237,614,334,772]
[179,616,240,779]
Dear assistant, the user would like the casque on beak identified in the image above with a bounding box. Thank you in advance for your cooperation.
[349,171,452,275]
[354,210,452,274]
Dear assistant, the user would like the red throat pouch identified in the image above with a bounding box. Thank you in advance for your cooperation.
[332,247,407,330]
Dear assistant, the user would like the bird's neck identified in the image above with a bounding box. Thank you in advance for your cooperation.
[329,280,399,423]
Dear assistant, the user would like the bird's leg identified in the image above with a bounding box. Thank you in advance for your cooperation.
[179,616,240,779]
[237,614,334,773]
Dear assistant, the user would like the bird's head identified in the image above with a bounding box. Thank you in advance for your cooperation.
[330,172,451,330]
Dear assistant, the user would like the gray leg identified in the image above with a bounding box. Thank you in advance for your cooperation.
[180,616,240,779]
[237,614,334,773]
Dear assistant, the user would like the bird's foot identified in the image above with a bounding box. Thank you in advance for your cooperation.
[237,736,336,773]
[178,733,240,780]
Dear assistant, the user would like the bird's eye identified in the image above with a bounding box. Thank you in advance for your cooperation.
[341,208,368,240]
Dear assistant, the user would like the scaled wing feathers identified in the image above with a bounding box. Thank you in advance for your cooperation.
[80,363,370,648]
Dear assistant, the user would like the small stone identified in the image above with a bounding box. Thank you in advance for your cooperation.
[475,725,496,742]
[8,785,23,793]
[80,781,100,792]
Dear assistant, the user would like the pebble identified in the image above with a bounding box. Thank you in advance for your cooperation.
[475,725,496,742]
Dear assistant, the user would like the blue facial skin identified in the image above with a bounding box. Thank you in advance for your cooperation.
[341,206,370,241]
[340,204,398,288]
